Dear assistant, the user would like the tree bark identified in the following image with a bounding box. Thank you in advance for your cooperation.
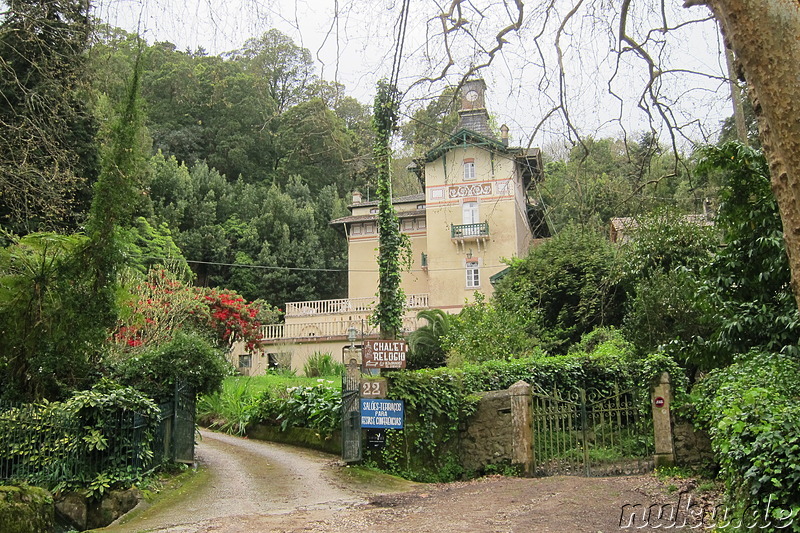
[702,0,800,310]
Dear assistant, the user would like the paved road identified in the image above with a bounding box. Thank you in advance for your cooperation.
[99,430,369,532]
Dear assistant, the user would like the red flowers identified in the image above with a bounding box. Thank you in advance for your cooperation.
[199,288,262,351]
[113,269,262,351]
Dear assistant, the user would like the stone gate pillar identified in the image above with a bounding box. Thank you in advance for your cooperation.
[509,380,533,476]
[651,372,675,467]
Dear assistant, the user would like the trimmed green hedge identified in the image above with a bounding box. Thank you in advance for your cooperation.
[366,348,680,482]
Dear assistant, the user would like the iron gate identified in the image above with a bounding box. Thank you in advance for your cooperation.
[531,384,653,476]
[154,381,196,464]
[341,358,362,462]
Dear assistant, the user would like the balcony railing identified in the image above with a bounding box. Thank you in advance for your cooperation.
[451,222,489,239]
[284,294,429,317]
[260,316,421,341]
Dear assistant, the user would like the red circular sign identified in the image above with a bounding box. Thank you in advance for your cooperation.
[654,397,666,408]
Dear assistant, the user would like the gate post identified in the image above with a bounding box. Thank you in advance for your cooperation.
[509,381,533,476]
[341,347,362,463]
[651,372,675,468]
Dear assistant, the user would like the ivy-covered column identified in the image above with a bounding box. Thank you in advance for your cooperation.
[370,80,410,339]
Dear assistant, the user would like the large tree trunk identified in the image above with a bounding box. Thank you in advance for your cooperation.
[700,0,800,310]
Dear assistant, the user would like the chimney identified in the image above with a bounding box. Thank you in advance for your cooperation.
[500,124,509,146]
[352,190,363,204]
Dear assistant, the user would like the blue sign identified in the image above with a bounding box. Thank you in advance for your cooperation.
[360,399,404,429]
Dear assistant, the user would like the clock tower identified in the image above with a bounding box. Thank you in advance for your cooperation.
[460,78,487,110]
[457,79,492,137]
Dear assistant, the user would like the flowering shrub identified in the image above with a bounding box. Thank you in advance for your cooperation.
[194,288,262,351]
[113,268,265,352]
[113,268,200,349]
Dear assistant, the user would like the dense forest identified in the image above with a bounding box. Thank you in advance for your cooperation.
[1,9,726,311]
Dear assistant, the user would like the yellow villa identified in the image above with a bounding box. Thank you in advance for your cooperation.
[233,79,549,374]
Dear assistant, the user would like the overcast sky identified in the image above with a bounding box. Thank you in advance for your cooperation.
[97,0,732,152]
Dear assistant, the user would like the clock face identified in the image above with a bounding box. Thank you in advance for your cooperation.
[465,90,479,102]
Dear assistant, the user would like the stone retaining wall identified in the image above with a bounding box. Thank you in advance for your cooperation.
[0,484,54,533]
[672,416,714,467]
[459,381,532,475]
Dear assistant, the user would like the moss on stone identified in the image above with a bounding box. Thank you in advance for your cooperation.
[0,483,55,533]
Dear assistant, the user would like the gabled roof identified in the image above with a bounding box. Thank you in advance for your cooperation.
[423,128,508,163]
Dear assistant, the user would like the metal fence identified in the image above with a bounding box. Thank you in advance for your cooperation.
[0,383,196,487]
[152,382,196,464]
[0,400,153,488]
[531,384,654,477]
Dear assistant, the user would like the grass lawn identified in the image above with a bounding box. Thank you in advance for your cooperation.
[198,371,343,436]
[223,373,342,397]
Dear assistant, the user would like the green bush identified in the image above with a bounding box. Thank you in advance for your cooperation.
[112,331,231,402]
[274,383,341,435]
[303,352,344,377]
[207,380,341,437]
[0,380,159,498]
[197,378,261,436]
[493,226,626,354]
[443,293,538,365]
[691,352,800,530]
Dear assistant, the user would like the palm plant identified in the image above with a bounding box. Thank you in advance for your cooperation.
[406,309,452,369]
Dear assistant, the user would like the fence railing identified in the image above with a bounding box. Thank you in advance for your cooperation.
[260,315,421,341]
[451,222,490,239]
[0,400,152,488]
[0,385,195,488]
[284,294,429,317]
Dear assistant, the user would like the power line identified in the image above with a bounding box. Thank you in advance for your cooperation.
[143,256,509,275]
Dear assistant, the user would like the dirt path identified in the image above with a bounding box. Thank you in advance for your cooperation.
[98,430,713,533]
[98,430,380,532]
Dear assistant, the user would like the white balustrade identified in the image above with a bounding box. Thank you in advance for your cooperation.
[284,294,428,317]
[259,315,422,341]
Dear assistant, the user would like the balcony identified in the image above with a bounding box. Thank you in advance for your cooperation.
[260,316,421,342]
[451,222,489,240]
[284,294,429,317]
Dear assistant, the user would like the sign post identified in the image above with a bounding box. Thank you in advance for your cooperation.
[360,398,404,429]
[341,327,362,463]
[362,340,408,370]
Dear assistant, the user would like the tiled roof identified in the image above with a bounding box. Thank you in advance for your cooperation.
[348,193,425,208]
[331,208,426,225]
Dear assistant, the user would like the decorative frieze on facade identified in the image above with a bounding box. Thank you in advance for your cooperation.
[448,183,492,198]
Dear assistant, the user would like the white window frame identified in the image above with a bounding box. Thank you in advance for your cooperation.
[462,201,480,225]
[463,160,476,181]
[465,261,480,288]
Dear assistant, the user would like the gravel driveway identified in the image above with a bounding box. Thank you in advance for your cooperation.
[97,430,715,533]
